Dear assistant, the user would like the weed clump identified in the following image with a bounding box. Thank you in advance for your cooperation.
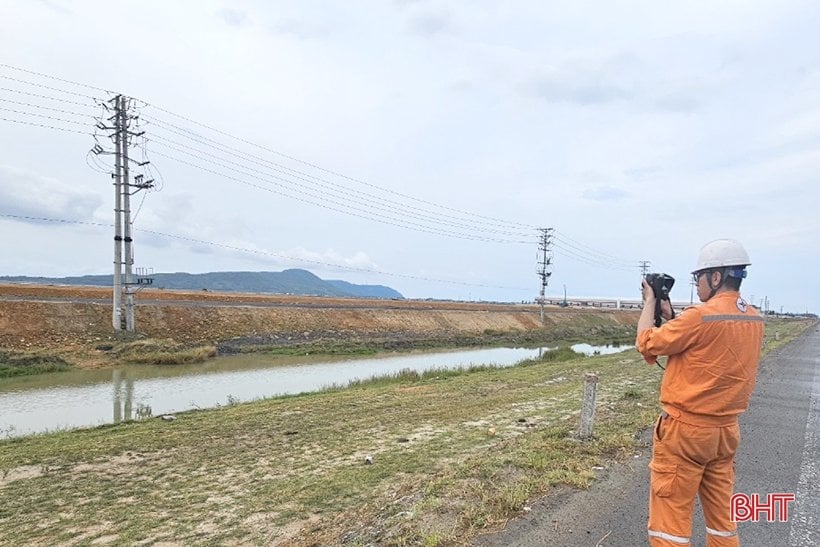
[538,346,582,363]
[113,339,217,365]
[0,350,72,378]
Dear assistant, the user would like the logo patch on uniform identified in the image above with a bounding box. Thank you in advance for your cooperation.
[737,297,748,313]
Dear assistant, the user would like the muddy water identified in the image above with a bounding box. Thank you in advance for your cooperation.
[0,343,631,438]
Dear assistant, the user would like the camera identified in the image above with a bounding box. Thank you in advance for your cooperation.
[644,273,676,327]
[645,273,675,300]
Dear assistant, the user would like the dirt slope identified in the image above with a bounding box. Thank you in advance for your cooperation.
[0,283,639,363]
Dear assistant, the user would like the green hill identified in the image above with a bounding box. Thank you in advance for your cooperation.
[0,269,404,299]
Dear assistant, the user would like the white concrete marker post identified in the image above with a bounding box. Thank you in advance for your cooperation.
[579,373,599,440]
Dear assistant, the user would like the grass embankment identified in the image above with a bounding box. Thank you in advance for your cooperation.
[0,349,72,378]
[0,338,218,376]
[0,319,813,546]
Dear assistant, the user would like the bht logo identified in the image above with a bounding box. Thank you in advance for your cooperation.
[731,493,795,522]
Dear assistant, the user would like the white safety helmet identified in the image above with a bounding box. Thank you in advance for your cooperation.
[692,239,751,274]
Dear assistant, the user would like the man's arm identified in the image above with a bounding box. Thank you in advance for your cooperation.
[637,278,657,334]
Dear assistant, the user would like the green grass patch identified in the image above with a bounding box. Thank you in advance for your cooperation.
[0,349,73,378]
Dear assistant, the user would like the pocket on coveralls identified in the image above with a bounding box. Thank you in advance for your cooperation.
[649,462,678,498]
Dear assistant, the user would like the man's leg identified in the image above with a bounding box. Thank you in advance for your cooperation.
[699,424,741,547]
[648,416,705,545]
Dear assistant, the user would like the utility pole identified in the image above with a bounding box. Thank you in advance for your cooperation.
[639,261,650,305]
[113,98,123,330]
[536,228,554,323]
[639,260,651,278]
[120,95,135,332]
[690,276,695,304]
[94,94,153,332]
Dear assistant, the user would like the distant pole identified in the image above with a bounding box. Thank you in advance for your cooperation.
[112,95,123,330]
[536,228,554,323]
[639,260,651,277]
[639,261,651,305]
[690,277,695,304]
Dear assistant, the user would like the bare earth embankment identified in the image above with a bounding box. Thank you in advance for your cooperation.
[0,283,638,369]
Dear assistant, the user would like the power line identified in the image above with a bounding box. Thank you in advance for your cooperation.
[553,230,636,267]
[0,86,99,108]
[0,74,99,100]
[145,132,536,240]
[0,106,92,126]
[0,62,113,93]
[145,143,536,244]
[142,116,535,237]
[0,97,94,118]
[552,242,636,272]
[0,115,91,135]
[138,104,536,231]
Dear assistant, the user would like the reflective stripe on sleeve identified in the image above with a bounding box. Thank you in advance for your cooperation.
[706,526,738,537]
[648,529,691,544]
[701,315,764,322]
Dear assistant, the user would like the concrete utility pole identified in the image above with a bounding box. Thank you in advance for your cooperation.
[96,94,153,332]
[111,95,123,330]
[120,95,135,332]
[536,228,554,323]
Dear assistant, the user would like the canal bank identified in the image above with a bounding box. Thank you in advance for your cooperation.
[0,283,639,371]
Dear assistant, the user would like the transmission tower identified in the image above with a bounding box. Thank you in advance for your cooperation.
[536,228,554,323]
[93,94,154,332]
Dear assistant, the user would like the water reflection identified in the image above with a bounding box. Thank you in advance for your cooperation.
[0,343,632,438]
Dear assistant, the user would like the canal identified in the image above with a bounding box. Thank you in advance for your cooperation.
[0,343,631,438]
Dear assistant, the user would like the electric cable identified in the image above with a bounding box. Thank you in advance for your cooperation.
[145,130,536,239]
[0,62,113,93]
[141,114,535,235]
[0,106,92,126]
[0,86,99,108]
[138,105,536,230]
[146,147,535,244]
[0,74,99,99]
[0,115,91,135]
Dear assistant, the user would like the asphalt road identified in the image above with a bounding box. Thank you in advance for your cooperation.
[472,322,820,547]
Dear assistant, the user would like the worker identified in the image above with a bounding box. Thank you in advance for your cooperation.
[636,239,764,546]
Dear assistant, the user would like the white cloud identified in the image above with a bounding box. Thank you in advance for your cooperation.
[217,8,249,28]
[0,165,103,222]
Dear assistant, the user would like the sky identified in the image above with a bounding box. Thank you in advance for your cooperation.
[0,0,818,314]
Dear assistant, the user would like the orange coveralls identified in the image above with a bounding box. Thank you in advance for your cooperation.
[636,291,764,546]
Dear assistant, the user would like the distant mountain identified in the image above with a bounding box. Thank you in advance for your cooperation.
[0,269,404,299]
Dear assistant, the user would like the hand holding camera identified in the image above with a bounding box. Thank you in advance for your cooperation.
[643,273,676,327]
